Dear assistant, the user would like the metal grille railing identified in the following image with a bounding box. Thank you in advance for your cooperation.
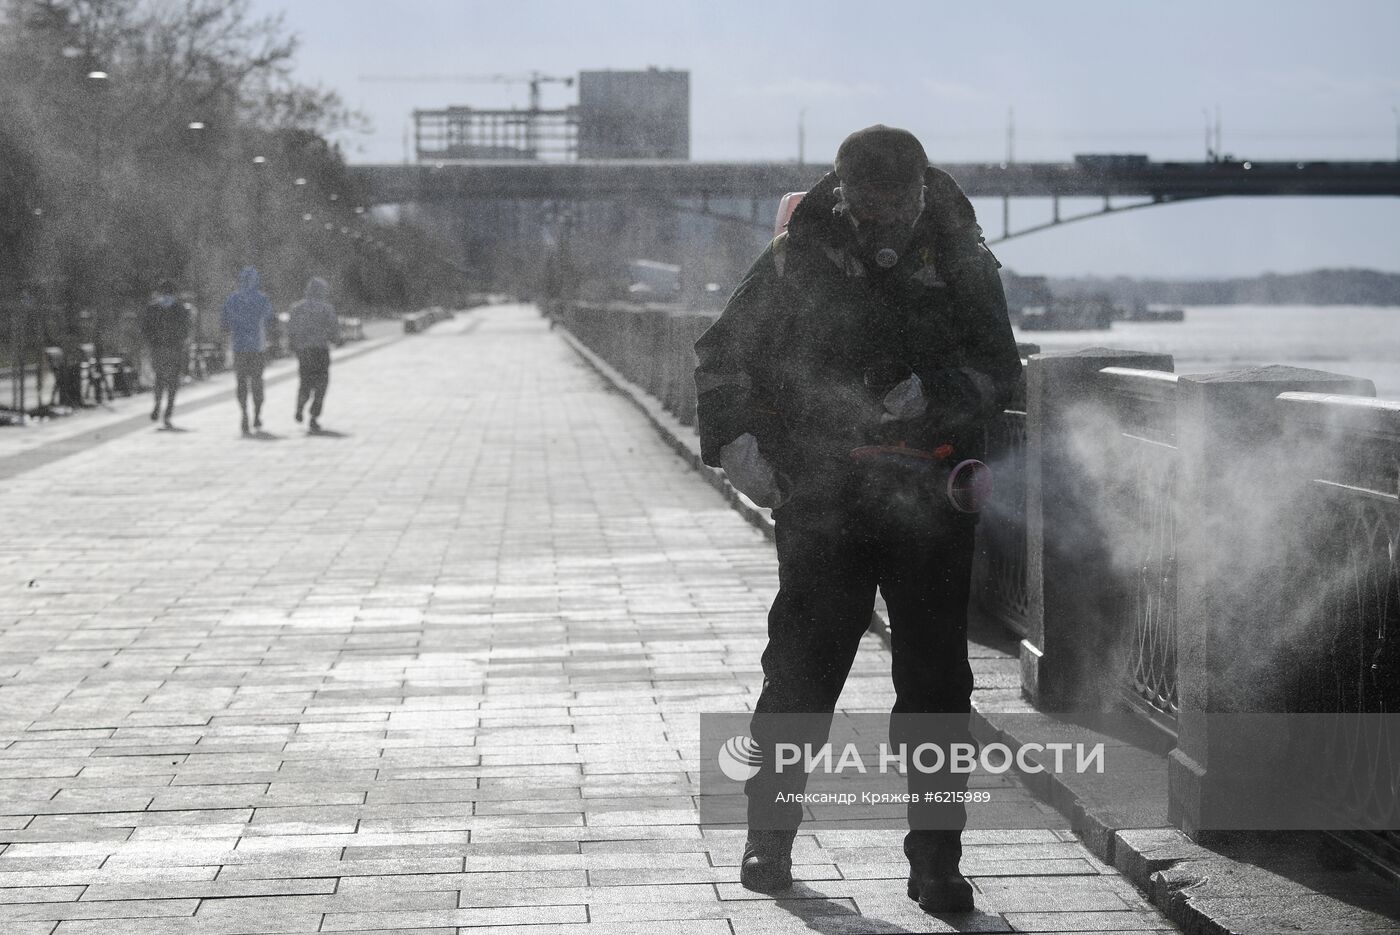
[1098,367,1180,726]
[1324,497,1399,815]
[1279,393,1400,866]
[975,409,1030,636]
[1293,491,1400,863]
[1123,436,1179,717]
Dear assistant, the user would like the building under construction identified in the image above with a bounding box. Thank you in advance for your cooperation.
[413,68,689,162]
[407,68,762,298]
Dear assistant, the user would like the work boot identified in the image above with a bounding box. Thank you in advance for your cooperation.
[906,833,973,913]
[740,829,796,893]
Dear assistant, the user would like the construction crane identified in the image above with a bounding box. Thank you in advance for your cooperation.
[359,71,575,158]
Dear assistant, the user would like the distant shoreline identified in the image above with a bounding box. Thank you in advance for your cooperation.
[1040,268,1400,308]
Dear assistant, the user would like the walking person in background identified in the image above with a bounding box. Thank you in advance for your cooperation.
[288,276,339,433]
[220,266,276,436]
[140,278,191,428]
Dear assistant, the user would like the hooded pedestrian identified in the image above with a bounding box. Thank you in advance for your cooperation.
[140,278,191,427]
[219,266,276,435]
[287,276,339,432]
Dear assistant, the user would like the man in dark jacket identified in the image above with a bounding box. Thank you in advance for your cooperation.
[140,278,191,428]
[694,125,1021,913]
[287,276,339,432]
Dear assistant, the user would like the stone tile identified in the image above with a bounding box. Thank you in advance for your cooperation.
[728,918,917,935]
[80,877,337,901]
[215,855,462,880]
[0,898,198,921]
[0,868,218,888]
[836,856,1107,879]
[588,864,841,886]
[337,869,587,892]
[319,904,588,930]
[0,887,85,904]
[462,925,731,935]
[52,914,322,934]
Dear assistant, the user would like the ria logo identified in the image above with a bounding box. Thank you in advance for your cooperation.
[717,735,762,782]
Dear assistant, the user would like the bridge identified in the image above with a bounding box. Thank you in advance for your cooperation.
[349,158,1400,203]
[348,157,1400,242]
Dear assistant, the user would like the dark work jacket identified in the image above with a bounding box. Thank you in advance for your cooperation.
[140,297,192,349]
[694,167,1022,508]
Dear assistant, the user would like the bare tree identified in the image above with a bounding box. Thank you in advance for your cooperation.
[0,0,428,347]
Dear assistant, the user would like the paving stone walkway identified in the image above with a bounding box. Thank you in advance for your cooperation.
[0,305,1179,933]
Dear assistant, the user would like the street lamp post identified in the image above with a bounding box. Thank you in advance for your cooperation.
[251,155,267,271]
[85,69,109,260]
[7,291,23,422]
[9,206,46,422]
[186,121,208,347]
[84,69,110,386]
[86,70,108,186]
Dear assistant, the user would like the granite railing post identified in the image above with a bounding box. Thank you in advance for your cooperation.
[1168,366,1375,837]
[626,305,649,391]
[661,310,697,422]
[575,303,595,356]
[676,312,718,426]
[609,304,630,380]
[1022,347,1174,710]
[643,305,666,399]
[658,310,680,416]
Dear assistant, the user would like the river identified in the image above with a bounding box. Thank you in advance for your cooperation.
[1014,304,1400,399]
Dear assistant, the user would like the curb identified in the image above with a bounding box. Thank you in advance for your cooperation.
[554,323,1400,935]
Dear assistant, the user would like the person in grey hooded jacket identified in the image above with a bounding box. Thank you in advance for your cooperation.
[287,276,339,432]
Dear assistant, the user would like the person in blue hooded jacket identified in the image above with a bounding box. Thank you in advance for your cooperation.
[220,266,276,435]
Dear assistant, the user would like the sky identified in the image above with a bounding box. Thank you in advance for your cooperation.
[250,0,1400,279]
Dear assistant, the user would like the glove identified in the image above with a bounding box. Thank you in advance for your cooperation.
[879,373,927,423]
[920,367,999,427]
[719,433,789,508]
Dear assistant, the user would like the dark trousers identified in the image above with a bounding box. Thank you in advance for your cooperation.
[746,485,977,856]
[150,345,184,417]
[295,347,330,419]
[234,351,265,418]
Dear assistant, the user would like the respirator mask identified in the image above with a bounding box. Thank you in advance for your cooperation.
[833,181,926,269]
